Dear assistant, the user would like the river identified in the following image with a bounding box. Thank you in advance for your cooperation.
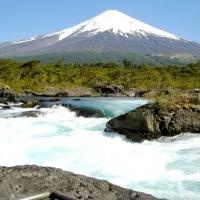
[0,97,199,200]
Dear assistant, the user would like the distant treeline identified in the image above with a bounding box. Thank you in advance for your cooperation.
[0,59,199,92]
[12,51,199,66]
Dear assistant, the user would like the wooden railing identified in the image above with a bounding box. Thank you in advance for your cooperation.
[20,191,77,200]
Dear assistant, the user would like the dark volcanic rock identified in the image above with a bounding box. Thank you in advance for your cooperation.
[2,105,11,109]
[0,86,16,102]
[106,103,200,142]
[93,84,125,96]
[66,104,105,118]
[0,165,162,200]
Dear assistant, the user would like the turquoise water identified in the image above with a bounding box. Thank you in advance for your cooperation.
[0,98,199,200]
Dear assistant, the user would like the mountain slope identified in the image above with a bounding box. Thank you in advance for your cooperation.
[0,10,200,57]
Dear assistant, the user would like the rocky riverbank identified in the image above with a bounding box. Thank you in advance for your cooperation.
[0,165,162,200]
[0,84,163,99]
[106,101,200,142]
[1,84,199,99]
[1,85,200,141]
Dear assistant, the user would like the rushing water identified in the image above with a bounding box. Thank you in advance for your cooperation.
[0,97,199,200]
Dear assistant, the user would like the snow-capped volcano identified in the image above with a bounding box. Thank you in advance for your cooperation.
[52,10,179,41]
[0,10,200,57]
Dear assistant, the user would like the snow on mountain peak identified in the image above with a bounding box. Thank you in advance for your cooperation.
[55,10,180,41]
[11,10,180,45]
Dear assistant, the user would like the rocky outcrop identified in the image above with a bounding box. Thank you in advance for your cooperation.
[21,99,106,118]
[93,84,125,96]
[65,104,105,118]
[106,102,200,142]
[21,100,40,108]
[0,86,17,102]
[0,165,162,200]
[125,88,150,97]
[125,88,175,98]
[25,87,93,97]
[184,89,200,104]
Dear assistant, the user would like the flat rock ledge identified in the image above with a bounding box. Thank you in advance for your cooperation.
[106,102,200,142]
[0,165,162,200]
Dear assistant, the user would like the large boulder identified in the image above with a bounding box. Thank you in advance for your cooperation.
[0,86,16,102]
[65,104,105,118]
[0,165,162,200]
[106,102,200,142]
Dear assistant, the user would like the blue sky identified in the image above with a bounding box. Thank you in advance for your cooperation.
[0,0,200,43]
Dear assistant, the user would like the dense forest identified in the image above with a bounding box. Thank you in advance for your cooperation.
[0,59,199,92]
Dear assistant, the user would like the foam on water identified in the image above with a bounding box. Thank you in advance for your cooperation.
[0,98,199,200]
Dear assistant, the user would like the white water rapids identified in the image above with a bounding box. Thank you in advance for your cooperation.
[0,98,199,200]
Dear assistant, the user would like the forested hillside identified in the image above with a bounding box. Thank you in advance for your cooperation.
[0,59,199,92]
